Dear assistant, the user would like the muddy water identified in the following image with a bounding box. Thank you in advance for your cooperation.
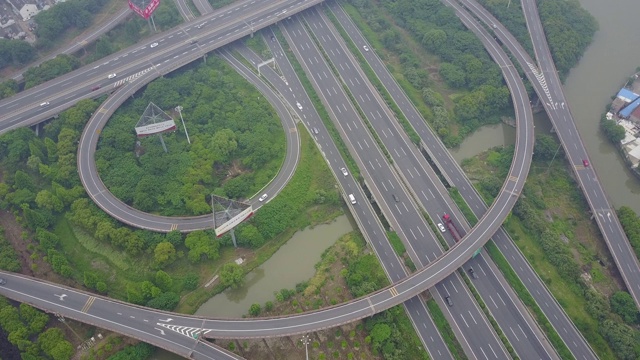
[195,215,353,317]
[152,215,353,360]
[450,112,553,163]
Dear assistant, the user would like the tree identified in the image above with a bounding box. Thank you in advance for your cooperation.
[96,282,108,293]
[370,323,391,347]
[83,272,99,289]
[185,230,220,263]
[533,134,561,161]
[154,242,176,267]
[219,263,244,289]
[35,190,64,212]
[601,119,626,144]
[610,291,638,324]
[238,224,264,248]
[155,270,173,291]
[146,292,179,311]
[248,303,261,316]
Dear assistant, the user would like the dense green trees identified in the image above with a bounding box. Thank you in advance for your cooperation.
[610,291,638,324]
[601,118,626,144]
[219,263,244,289]
[96,56,284,216]
[184,231,220,263]
[0,228,21,272]
[618,206,640,260]
[0,299,72,360]
[33,0,110,47]
[0,39,36,70]
[107,342,154,360]
[23,55,81,89]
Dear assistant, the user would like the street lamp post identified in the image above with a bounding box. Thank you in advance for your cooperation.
[175,106,191,144]
[301,334,311,360]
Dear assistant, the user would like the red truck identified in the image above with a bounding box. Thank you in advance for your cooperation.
[442,214,462,242]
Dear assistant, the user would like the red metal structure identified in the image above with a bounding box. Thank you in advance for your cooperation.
[128,0,160,19]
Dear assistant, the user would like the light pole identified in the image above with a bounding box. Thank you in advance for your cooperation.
[175,106,191,144]
[301,334,311,360]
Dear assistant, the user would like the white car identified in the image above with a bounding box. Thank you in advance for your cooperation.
[0,278,6,285]
[340,167,348,176]
[296,102,303,110]
[39,101,49,107]
[108,73,117,79]
[363,45,369,52]
[150,42,158,48]
[437,223,446,233]
[259,194,268,202]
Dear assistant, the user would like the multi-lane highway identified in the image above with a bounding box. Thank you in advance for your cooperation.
[232,35,454,358]
[296,7,557,358]
[279,15,509,358]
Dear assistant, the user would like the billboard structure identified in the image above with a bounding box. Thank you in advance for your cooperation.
[135,102,176,152]
[128,0,160,19]
[211,195,253,247]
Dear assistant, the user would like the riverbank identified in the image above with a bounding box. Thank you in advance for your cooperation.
[210,231,430,360]
[601,70,640,180]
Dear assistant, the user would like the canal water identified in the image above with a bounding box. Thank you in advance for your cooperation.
[152,215,353,360]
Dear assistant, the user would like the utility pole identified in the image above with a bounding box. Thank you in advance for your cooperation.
[301,334,311,360]
[175,106,191,144]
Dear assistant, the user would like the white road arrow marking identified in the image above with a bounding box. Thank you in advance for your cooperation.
[54,294,67,301]
[154,328,166,335]
[158,318,173,322]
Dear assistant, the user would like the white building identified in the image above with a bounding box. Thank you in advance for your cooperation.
[19,3,39,21]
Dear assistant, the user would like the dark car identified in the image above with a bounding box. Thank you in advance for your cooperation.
[91,85,101,91]
[582,159,589,167]
[445,296,453,307]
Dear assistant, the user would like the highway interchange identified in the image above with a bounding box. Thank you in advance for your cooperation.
[0,0,636,358]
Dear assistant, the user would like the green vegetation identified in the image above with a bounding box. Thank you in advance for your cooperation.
[23,54,81,89]
[0,297,74,360]
[618,206,640,274]
[0,228,21,271]
[96,56,284,216]
[601,116,627,144]
[106,343,154,360]
[33,0,112,48]
[345,0,512,147]
[0,39,37,70]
